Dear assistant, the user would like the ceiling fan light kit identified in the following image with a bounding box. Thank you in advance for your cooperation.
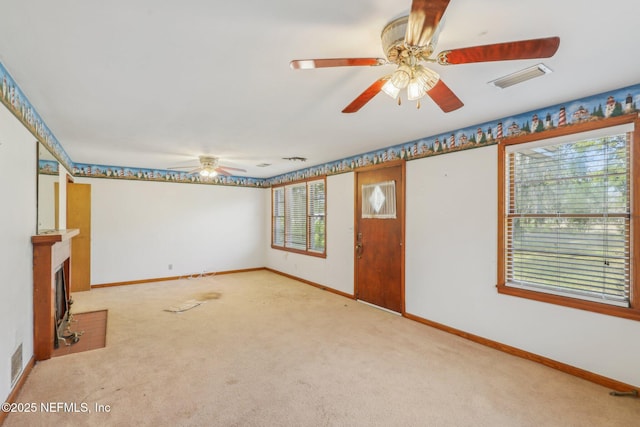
[290,0,560,113]
[407,66,440,100]
[198,156,219,177]
[199,168,217,177]
[380,15,441,105]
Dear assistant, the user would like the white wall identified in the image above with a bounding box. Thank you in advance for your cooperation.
[76,178,266,285]
[0,107,36,403]
[265,172,354,295]
[405,145,640,387]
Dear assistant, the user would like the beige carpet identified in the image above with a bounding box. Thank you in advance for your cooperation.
[5,270,639,426]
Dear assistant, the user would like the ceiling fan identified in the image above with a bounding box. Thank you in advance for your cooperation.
[290,0,560,113]
[168,156,246,177]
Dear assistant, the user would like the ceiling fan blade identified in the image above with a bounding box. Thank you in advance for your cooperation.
[342,77,389,114]
[290,58,385,70]
[219,166,247,172]
[215,168,232,176]
[167,165,199,170]
[437,37,560,65]
[405,0,450,47]
[426,80,464,113]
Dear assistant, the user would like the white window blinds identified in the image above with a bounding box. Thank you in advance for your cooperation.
[505,129,631,306]
[285,182,307,250]
[272,187,285,246]
[307,180,326,253]
[272,178,326,255]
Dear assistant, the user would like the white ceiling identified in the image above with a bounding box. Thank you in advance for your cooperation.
[1,0,638,178]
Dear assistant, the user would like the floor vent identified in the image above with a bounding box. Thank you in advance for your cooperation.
[11,344,23,386]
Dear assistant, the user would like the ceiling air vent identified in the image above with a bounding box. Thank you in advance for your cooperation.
[489,63,552,89]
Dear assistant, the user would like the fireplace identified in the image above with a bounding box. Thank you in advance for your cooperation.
[32,229,79,360]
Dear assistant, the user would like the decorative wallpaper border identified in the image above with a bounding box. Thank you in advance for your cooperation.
[38,159,59,176]
[6,56,638,188]
[268,83,640,185]
[71,162,268,187]
[0,62,74,172]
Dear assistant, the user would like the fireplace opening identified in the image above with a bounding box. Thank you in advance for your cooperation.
[54,266,74,348]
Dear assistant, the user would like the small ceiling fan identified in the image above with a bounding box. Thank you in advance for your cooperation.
[168,156,246,177]
[290,0,560,113]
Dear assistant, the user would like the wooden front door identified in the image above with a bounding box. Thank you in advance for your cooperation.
[355,163,405,313]
[67,183,91,292]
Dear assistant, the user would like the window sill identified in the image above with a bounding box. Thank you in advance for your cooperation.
[496,283,640,322]
[270,245,327,259]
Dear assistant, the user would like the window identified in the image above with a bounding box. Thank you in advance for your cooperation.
[361,180,397,219]
[498,117,640,321]
[272,178,326,256]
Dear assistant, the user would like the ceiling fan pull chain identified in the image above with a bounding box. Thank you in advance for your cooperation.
[416,100,421,109]
[397,97,402,106]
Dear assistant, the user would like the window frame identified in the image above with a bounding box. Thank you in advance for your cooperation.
[271,176,326,258]
[497,115,640,321]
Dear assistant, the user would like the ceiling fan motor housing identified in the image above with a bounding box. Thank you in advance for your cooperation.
[198,155,219,169]
[381,16,409,62]
[381,15,439,64]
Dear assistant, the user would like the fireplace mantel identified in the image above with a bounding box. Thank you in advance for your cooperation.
[32,229,79,244]
[32,229,79,360]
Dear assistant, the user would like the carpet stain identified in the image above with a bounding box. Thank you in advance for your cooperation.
[198,292,221,300]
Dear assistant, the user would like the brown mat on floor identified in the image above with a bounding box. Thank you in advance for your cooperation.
[52,309,107,357]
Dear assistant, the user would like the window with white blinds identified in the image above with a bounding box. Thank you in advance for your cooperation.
[504,128,631,306]
[285,182,307,250]
[272,187,285,247]
[272,178,326,256]
[307,180,326,253]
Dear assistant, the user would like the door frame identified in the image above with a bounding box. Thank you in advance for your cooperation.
[353,160,406,314]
